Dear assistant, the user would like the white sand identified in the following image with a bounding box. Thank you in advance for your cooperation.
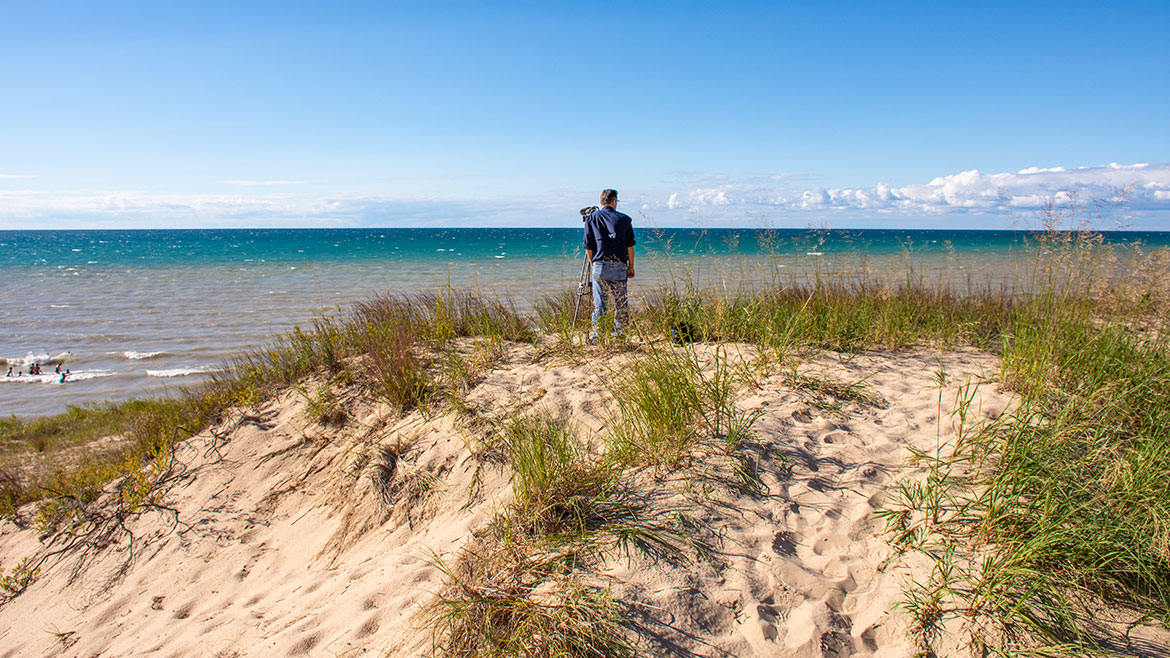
[0,344,1021,656]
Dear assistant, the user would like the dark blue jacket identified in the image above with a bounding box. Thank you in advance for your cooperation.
[583,206,636,263]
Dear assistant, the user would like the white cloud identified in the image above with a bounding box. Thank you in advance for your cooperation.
[3,163,1169,229]
[657,163,1170,218]
[0,174,37,179]
[0,188,545,229]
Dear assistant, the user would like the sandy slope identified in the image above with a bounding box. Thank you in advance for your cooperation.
[595,348,1011,657]
[0,343,1014,657]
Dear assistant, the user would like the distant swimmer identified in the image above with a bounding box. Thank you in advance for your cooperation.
[5,367,11,377]
[55,364,61,374]
[60,371,67,383]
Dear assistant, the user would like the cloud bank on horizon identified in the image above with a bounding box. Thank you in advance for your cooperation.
[660,163,1170,217]
[3,162,1169,230]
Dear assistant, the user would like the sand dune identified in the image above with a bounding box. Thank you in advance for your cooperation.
[0,344,1018,656]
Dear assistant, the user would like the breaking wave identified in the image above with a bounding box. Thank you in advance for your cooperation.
[116,351,167,360]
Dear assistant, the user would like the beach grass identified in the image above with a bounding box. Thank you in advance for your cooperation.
[428,412,666,657]
[885,298,1170,654]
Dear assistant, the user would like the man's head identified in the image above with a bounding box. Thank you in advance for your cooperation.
[600,189,618,208]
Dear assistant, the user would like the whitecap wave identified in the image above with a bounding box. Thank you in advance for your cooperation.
[146,367,216,378]
[116,351,166,360]
[1,351,68,367]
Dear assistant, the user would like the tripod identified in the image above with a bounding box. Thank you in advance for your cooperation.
[572,252,591,326]
[572,206,599,326]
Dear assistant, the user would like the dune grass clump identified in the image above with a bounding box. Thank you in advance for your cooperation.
[430,544,633,658]
[354,290,533,346]
[429,413,678,657]
[503,413,604,537]
[534,290,589,350]
[607,344,743,469]
[496,414,683,557]
[984,321,1170,639]
[357,319,434,413]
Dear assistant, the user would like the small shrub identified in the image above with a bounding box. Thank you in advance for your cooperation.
[0,557,39,601]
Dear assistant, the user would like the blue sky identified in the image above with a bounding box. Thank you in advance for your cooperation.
[2,1,1168,229]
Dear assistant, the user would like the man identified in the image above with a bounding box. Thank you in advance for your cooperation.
[582,188,636,344]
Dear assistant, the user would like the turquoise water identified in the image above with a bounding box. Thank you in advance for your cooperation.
[7,228,1170,268]
[3,228,1168,417]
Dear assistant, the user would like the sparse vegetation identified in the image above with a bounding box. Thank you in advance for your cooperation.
[876,207,1170,654]
[0,558,39,602]
[429,543,634,658]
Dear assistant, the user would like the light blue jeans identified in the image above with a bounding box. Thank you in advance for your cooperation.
[591,261,628,340]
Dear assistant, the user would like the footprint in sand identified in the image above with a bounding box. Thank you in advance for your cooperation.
[772,531,797,557]
[755,594,785,641]
[354,615,379,638]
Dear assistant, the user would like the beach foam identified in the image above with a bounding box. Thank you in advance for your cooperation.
[0,369,111,384]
